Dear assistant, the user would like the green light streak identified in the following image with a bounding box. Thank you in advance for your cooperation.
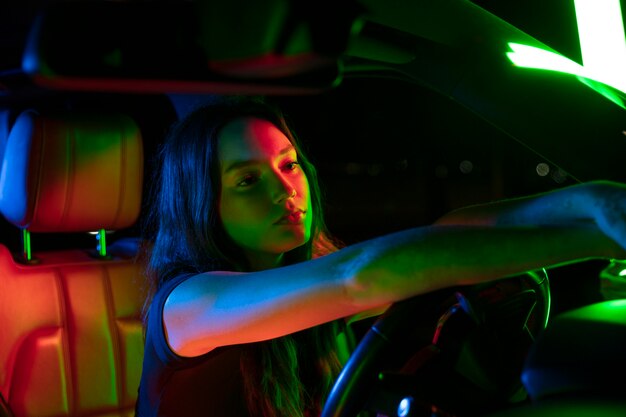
[577,76,626,109]
[619,268,626,277]
[506,0,626,109]
[506,43,585,76]
[575,0,626,77]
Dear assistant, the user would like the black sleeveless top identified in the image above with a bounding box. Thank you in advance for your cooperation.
[135,273,250,416]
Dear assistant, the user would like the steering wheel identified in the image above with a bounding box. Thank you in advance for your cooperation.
[321,270,550,417]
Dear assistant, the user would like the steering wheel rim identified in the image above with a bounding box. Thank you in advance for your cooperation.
[321,270,550,417]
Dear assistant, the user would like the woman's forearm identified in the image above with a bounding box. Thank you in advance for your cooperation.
[435,180,622,228]
[344,224,625,307]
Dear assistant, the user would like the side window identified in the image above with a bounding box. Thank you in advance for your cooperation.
[275,78,572,244]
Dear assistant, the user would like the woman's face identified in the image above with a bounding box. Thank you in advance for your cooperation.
[218,117,312,270]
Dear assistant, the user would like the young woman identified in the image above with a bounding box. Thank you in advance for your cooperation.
[136,97,626,417]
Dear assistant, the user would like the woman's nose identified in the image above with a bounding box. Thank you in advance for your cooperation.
[272,174,297,203]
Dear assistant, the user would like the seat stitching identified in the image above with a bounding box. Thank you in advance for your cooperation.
[60,120,75,229]
[55,268,75,415]
[103,264,124,408]
[31,113,45,229]
[113,117,127,228]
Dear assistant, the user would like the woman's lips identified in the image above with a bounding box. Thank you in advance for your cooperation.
[275,210,306,225]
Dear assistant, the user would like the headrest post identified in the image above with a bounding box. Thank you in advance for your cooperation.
[22,229,32,261]
[97,229,107,258]
[17,228,39,264]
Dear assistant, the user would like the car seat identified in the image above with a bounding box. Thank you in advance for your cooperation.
[0,109,145,417]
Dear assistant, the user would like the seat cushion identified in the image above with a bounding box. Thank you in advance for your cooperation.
[0,244,144,417]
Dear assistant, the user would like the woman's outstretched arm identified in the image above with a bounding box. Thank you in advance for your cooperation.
[164,181,626,357]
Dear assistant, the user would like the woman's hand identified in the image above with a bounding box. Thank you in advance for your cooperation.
[586,181,626,252]
[436,180,626,259]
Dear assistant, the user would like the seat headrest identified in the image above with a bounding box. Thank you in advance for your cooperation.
[0,110,143,232]
[0,110,12,165]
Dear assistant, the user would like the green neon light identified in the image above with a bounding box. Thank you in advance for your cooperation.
[575,0,626,77]
[506,43,585,75]
[506,0,626,109]
[577,76,626,108]
[619,268,626,277]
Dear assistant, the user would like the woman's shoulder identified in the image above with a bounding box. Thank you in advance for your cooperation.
[151,272,195,305]
[163,270,243,302]
[155,269,239,298]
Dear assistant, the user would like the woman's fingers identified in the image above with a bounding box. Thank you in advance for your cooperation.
[590,181,626,253]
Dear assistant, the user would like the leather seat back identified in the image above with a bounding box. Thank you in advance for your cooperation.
[0,110,145,417]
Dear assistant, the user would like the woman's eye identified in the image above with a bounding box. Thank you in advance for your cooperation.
[237,174,259,187]
[283,161,300,171]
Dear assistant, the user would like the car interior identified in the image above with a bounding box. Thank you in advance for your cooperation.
[1,1,626,416]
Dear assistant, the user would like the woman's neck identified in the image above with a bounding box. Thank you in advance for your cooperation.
[246,251,285,271]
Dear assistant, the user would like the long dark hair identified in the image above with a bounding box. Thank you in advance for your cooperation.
[143,96,343,416]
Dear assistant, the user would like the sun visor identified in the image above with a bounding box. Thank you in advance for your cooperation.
[21,0,362,94]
